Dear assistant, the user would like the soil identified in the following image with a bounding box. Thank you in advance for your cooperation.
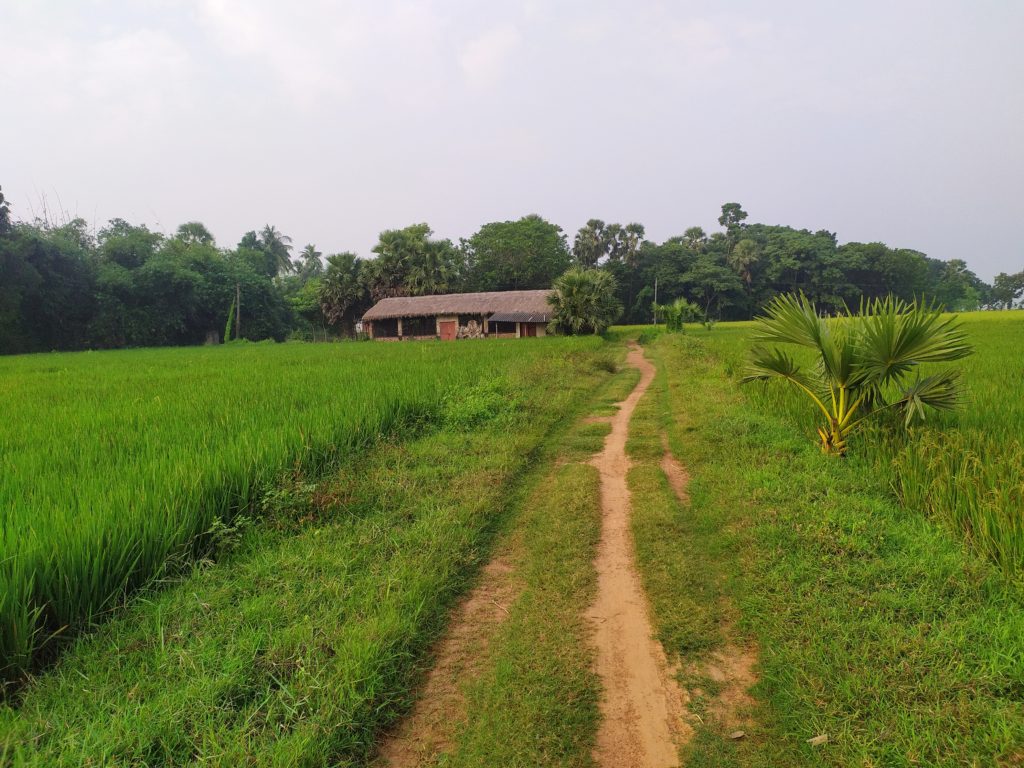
[700,640,759,730]
[660,433,691,505]
[373,551,520,767]
[586,344,691,768]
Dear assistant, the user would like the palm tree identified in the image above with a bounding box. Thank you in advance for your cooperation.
[728,239,759,285]
[260,225,294,276]
[298,244,323,280]
[319,252,364,333]
[682,226,707,252]
[742,293,972,456]
[572,220,609,268]
[406,241,456,296]
[548,268,622,335]
[175,221,215,246]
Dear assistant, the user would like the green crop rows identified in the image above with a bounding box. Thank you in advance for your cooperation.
[0,338,601,684]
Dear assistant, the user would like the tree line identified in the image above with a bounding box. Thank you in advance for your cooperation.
[0,185,1019,354]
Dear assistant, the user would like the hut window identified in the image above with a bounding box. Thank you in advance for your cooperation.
[488,321,517,334]
[375,318,399,337]
[403,316,435,336]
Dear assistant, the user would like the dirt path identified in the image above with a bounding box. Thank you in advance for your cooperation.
[586,345,690,768]
[374,550,520,767]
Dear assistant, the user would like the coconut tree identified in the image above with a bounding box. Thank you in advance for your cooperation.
[260,224,294,276]
[297,244,324,281]
[741,293,972,455]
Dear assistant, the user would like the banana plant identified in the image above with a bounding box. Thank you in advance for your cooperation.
[741,293,973,455]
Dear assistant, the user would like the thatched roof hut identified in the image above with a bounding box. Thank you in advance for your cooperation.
[362,290,553,321]
[362,290,554,340]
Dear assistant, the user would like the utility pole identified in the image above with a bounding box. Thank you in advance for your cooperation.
[235,283,241,340]
[653,276,658,324]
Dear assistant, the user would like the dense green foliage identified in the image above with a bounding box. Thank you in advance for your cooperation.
[606,204,999,324]
[461,214,571,292]
[0,338,601,685]
[2,183,1012,354]
[0,213,296,353]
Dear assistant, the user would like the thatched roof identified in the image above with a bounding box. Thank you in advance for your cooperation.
[363,290,553,321]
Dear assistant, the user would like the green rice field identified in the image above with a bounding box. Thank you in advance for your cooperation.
[0,337,602,686]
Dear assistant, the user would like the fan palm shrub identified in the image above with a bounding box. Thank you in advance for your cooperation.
[742,293,973,455]
[655,297,701,332]
[548,268,622,335]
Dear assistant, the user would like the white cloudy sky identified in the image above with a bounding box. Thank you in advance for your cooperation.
[1,1,1021,280]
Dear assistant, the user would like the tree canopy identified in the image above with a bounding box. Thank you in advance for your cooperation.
[0,185,1010,355]
[462,215,571,292]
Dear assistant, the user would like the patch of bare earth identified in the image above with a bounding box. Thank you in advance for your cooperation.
[700,640,758,731]
[659,433,691,505]
[659,434,759,739]
[586,344,691,768]
[373,550,521,768]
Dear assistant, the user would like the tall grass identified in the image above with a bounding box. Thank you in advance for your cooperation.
[693,312,1024,576]
[0,337,601,685]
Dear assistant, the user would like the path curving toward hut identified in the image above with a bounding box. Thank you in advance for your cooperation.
[586,344,690,768]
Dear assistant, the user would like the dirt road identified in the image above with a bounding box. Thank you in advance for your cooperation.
[586,344,689,767]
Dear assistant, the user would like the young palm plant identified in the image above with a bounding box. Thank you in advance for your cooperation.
[742,293,973,456]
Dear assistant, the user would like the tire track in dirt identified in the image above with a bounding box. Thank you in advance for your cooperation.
[587,344,690,768]
[374,550,520,767]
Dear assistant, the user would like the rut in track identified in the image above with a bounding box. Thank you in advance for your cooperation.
[586,344,690,768]
[374,550,520,767]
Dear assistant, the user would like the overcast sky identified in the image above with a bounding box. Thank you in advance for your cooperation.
[2,1,1021,280]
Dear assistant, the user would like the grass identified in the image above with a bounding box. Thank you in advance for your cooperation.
[689,311,1024,575]
[442,462,603,767]
[629,330,1024,765]
[0,337,614,764]
[0,337,603,684]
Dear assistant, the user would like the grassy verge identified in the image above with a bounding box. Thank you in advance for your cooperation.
[442,462,602,767]
[631,333,1024,766]
[0,346,617,766]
